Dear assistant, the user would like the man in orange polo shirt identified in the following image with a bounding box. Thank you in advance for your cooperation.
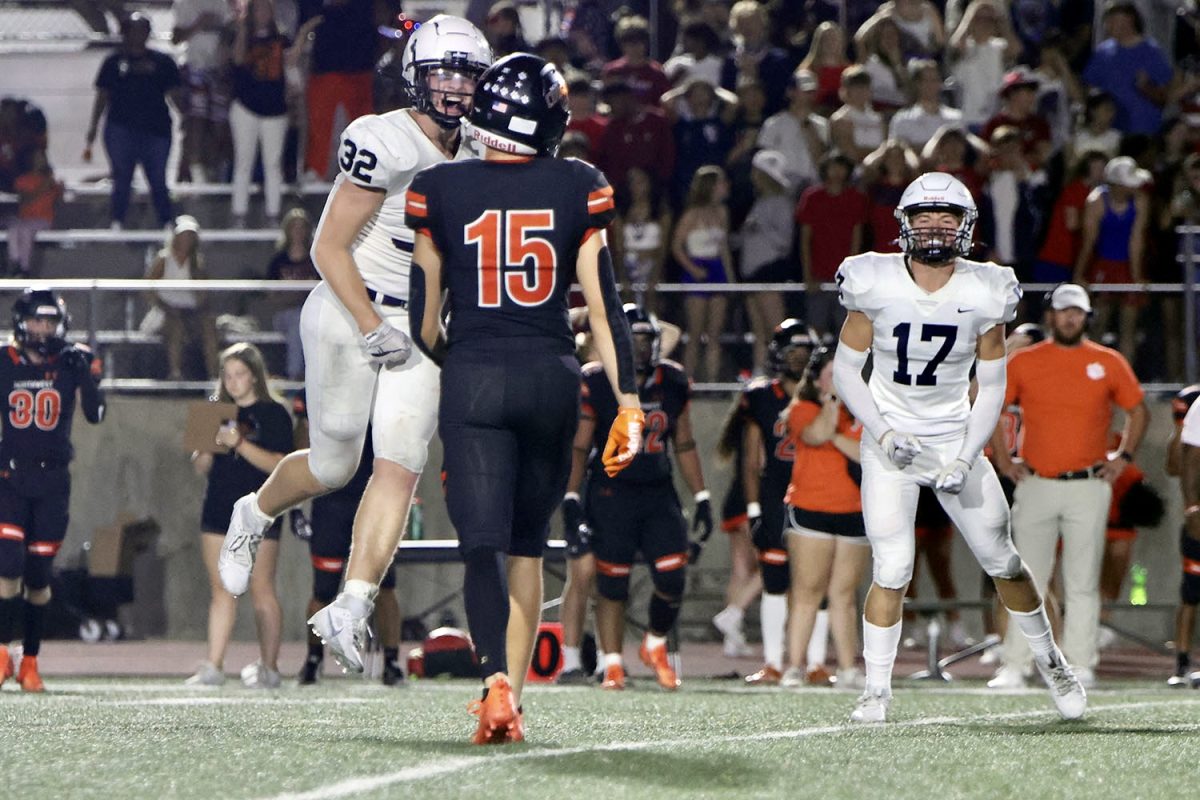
[990,284,1148,688]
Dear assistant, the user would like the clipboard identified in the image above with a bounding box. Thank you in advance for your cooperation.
[183,401,239,453]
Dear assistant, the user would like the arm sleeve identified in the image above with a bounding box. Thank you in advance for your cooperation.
[407,262,443,366]
[597,242,637,395]
[79,363,105,424]
[958,357,1006,464]
[832,343,889,444]
[404,170,432,235]
[583,164,616,233]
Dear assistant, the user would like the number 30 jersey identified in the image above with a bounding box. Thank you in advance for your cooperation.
[836,252,1020,439]
[406,156,615,352]
[315,109,481,299]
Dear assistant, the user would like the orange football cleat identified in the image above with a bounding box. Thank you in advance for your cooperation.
[600,663,626,690]
[506,708,525,743]
[744,665,783,686]
[806,664,834,686]
[468,677,519,745]
[0,649,13,687]
[639,636,680,691]
[18,654,44,693]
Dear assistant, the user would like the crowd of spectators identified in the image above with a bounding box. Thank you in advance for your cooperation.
[6,0,1200,382]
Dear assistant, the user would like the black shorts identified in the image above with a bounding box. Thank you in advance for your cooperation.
[440,347,581,559]
[201,493,282,540]
[0,465,70,578]
[786,505,866,538]
[587,480,688,569]
[721,474,747,532]
[309,490,396,589]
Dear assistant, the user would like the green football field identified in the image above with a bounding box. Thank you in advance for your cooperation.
[2,678,1198,800]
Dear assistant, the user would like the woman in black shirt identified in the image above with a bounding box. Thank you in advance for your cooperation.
[187,342,293,688]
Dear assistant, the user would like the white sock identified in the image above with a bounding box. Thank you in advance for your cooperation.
[807,609,830,668]
[1009,604,1056,662]
[604,652,623,668]
[862,618,902,694]
[562,645,581,672]
[761,593,787,670]
[644,632,667,650]
[248,492,275,523]
[718,605,744,624]
[595,651,608,674]
[343,579,379,604]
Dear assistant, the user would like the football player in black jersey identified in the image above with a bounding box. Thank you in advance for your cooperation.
[406,53,643,744]
[565,305,711,692]
[1167,383,1200,687]
[736,320,821,685]
[0,289,105,692]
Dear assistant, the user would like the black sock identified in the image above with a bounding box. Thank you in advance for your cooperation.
[22,601,45,657]
[463,548,509,679]
[1178,651,1191,675]
[307,641,324,661]
[648,593,681,636]
[0,596,19,644]
[384,646,399,663]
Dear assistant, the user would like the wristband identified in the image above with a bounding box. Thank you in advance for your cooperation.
[564,492,581,503]
[1186,505,1200,517]
[694,490,711,503]
[746,501,762,518]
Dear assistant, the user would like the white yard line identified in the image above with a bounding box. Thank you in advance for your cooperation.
[107,696,378,707]
[257,698,1200,800]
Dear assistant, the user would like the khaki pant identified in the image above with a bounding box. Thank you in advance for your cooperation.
[1002,475,1111,671]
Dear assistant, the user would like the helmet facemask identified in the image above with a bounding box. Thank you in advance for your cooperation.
[897,204,976,266]
[631,327,661,374]
[408,61,486,129]
[17,312,67,357]
[778,344,813,381]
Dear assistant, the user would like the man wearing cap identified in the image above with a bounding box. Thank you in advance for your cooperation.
[990,283,1148,689]
[981,67,1052,170]
[757,68,829,196]
[1082,1,1172,136]
[1073,155,1150,362]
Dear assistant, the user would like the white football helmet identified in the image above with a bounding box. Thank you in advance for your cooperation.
[400,15,492,129]
[894,172,978,264]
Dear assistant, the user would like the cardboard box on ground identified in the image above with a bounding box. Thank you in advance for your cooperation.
[88,513,161,577]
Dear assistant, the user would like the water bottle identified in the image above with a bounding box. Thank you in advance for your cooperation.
[1129,563,1148,606]
[408,497,423,541]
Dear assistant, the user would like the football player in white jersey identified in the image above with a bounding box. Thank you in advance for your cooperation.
[831,172,1086,722]
[216,16,492,672]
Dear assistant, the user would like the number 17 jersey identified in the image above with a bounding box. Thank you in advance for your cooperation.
[835,252,1020,439]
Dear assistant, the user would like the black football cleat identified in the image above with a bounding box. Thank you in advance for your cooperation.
[382,659,406,687]
[298,654,322,686]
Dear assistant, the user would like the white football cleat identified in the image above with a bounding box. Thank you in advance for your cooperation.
[184,660,225,687]
[850,688,891,723]
[835,667,865,690]
[218,494,272,596]
[986,664,1027,689]
[780,666,805,688]
[1035,650,1087,720]
[308,592,373,674]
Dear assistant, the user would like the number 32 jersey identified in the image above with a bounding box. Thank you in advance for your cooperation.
[315,109,481,299]
[836,252,1020,439]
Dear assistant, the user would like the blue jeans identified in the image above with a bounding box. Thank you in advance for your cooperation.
[104,122,172,226]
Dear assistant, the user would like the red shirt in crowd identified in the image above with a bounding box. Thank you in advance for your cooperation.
[981,112,1052,167]
[1037,179,1091,268]
[594,107,675,193]
[567,114,609,159]
[600,58,673,107]
[795,184,869,280]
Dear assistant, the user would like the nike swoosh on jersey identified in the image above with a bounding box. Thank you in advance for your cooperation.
[956,307,973,313]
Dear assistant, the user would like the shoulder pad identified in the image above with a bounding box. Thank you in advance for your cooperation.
[339,114,418,190]
[835,253,890,315]
[1174,384,1200,420]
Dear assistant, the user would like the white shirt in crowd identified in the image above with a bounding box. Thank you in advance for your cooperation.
[757,110,829,192]
[951,36,1007,126]
[888,103,964,148]
[173,0,232,71]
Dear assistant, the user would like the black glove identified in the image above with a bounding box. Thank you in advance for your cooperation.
[59,345,94,377]
[687,496,713,564]
[562,495,591,557]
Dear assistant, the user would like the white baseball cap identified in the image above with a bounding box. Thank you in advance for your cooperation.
[751,149,791,190]
[1049,283,1092,313]
[1103,156,1151,189]
[173,214,201,235]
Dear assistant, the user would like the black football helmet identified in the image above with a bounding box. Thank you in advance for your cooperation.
[624,303,661,373]
[468,53,570,157]
[767,318,818,379]
[12,288,69,356]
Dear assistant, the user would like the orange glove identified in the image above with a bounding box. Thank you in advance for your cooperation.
[602,406,644,477]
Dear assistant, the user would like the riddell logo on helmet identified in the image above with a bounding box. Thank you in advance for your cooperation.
[473,128,519,153]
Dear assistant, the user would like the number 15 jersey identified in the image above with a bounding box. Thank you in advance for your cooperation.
[835,252,1020,439]
[406,156,615,352]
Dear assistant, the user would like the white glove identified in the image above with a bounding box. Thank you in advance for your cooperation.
[362,321,412,368]
[879,430,922,468]
[935,458,973,494]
